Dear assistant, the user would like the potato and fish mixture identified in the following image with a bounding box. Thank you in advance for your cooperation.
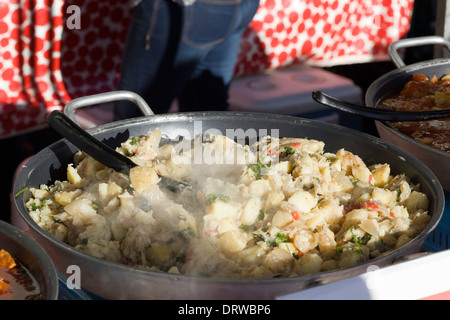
[26,129,431,279]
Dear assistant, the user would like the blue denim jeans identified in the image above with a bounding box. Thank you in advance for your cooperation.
[115,0,260,119]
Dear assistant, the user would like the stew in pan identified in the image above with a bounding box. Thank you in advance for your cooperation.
[379,73,450,152]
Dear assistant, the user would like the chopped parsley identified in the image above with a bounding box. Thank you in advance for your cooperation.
[90,203,99,209]
[130,136,138,146]
[53,219,67,227]
[266,232,289,247]
[31,200,47,211]
[335,246,344,256]
[248,159,269,180]
[258,210,265,221]
[239,224,250,231]
[205,193,230,204]
[253,233,265,242]
[350,226,371,254]
[395,188,401,201]
[283,146,295,155]
[14,187,29,198]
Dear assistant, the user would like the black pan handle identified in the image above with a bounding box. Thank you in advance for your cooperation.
[47,110,191,192]
[47,110,136,174]
[312,91,450,121]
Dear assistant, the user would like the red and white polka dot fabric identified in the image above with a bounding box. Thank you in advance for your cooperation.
[60,0,130,100]
[234,0,414,76]
[0,0,68,137]
[0,0,413,138]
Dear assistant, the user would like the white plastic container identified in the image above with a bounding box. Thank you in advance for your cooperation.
[277,249,450,300]
[228,64,362,124]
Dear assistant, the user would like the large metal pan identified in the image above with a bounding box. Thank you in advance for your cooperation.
[13,91,444,300]
[367,36,450,191]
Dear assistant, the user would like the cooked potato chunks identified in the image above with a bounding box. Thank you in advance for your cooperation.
[240,197,262,226]
[370,163,391,187]
[67,164,82,186]
[218,230,247,255]
[272,210,292,228]
[129,166,160,193]
[404,191,429,212]
[25,130,431,281]
[288,190,317,213]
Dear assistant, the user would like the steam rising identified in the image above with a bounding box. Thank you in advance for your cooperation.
[25,125,432,280]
